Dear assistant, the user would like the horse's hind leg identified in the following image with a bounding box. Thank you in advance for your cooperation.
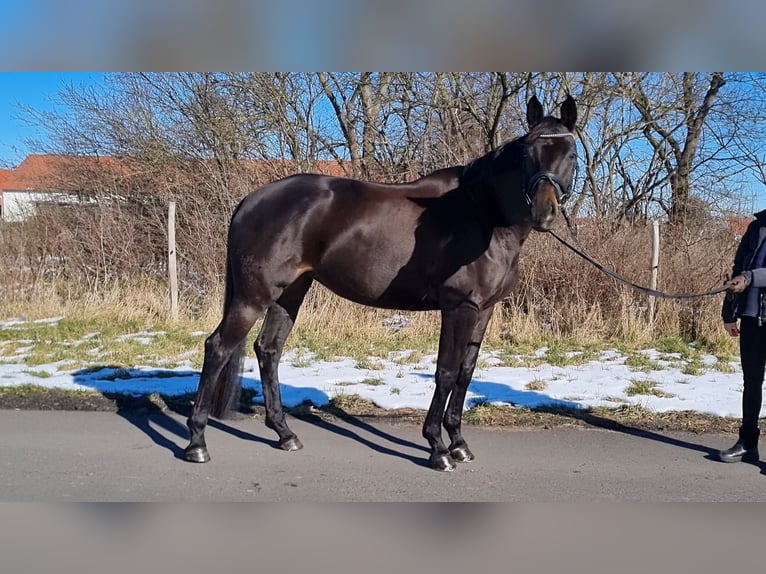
[185,300,262,463]
[255,274,313,451]
[443,306,493,463]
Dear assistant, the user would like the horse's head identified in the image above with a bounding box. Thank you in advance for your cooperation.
[521,95,578,231]
[460,95,578,230]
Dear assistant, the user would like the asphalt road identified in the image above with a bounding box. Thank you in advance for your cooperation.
[1,409,764,501]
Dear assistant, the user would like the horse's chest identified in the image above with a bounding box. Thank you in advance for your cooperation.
[484,260,520,302]
[437,246,519,306]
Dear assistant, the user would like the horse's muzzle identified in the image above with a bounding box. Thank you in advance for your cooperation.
[529,179,559,231]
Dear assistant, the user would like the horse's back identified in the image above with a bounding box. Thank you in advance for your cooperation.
[231,168,461,231]
[238,166,461,207]
[234,173,334,220]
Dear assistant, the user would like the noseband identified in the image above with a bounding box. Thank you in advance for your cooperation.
[525,172,572,206]
[524,132,575,207]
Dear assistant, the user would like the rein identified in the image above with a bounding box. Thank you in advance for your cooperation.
[547,226,733,300]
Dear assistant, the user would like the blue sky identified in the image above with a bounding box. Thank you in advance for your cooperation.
[0,73,104,167]
[1,72,763,210]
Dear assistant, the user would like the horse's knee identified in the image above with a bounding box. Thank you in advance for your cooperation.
[435,367,460,387]
[443,409,461,431]
[458,364,474,383]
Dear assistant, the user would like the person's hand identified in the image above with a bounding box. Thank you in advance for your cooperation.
[724,321,740,337]
[728,274,749,294]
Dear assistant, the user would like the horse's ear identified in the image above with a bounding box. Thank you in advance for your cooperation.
[526,95,544,129]
[560,95,577,132]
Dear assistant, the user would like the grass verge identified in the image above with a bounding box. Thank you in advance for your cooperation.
[0,385,745,436]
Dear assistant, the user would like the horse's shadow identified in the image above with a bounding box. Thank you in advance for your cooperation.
[73,367,765,474]
[110,399,278,461]
[72,367,433,467]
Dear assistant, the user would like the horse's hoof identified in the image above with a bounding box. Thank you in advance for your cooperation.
[450,445,475,463]
[185,446,211,463]
[430,452,456,472]
[279,437,303,451]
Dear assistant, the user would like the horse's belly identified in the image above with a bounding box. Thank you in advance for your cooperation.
[313,270,436,311]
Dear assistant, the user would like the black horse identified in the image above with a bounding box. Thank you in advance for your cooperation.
[185,95,578,471]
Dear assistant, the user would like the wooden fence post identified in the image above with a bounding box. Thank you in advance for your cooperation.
[649,219,660,322]
[168,200,179,321]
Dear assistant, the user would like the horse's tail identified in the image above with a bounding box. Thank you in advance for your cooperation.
[210,251,246,420]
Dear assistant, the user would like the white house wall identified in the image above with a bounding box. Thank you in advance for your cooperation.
[1,191,82,222]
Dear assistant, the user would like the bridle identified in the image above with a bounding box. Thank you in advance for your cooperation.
[524,132,576,207]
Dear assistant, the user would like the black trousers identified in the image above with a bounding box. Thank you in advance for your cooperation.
[739,316,766,432]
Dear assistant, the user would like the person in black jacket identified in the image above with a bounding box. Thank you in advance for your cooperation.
[720,209,766,463]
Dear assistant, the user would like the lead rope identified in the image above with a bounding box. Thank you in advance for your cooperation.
[548,212,733,300]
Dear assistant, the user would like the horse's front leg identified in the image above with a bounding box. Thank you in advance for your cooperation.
[423,302,480,471]
[443,306,494,463]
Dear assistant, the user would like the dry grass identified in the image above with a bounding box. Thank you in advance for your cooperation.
[0,275,739,369]
[625,379,675,398]
[0,214,742,360]
[525,379,548,391]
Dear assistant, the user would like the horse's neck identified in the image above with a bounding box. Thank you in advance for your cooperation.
[466,179,530,230]
[501,224,531,244]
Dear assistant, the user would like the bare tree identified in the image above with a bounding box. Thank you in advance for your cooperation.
[316,72,397,179]
[612,72,727,224]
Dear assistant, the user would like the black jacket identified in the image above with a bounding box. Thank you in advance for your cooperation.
[722,209,766,324]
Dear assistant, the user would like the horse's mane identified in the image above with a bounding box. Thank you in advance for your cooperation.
[460,138,521,187]
[460,116,572,187]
